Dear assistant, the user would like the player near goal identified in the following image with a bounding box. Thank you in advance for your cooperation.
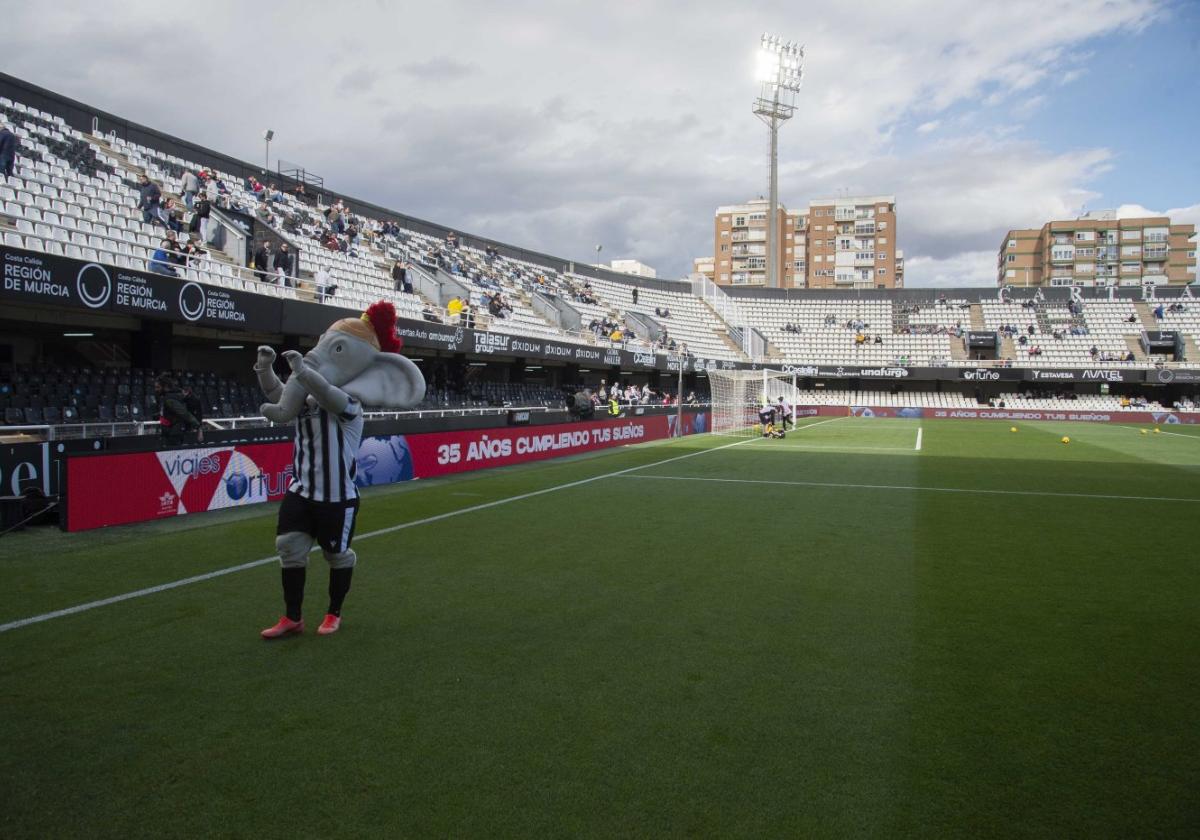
[758,403,786,438]
[708,368,801,437]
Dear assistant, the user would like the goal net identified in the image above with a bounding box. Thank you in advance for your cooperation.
[709,369,802,436]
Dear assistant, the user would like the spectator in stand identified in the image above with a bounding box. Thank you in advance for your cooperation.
[156,376,202,445]
[321,230,341,251]
[392,260,408,293]
[163,198,184,233]
[253,241,272,282]
[189,193,211,239]
[269,183,286,203]
[137,175,165,226]
[0,120,19,178]
[180,236,206,266]
[447,296,464,321]
[273,242,294,286]
[164,231,186,267]
[686,391,698,405]
[149,239,178,276]
[179,169,199,209]
[461,302,476,329]
[631,287,639,305]
[446,230,459,249]
[1153,303,1165,320]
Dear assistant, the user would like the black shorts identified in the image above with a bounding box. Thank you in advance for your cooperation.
[277,491,360,553]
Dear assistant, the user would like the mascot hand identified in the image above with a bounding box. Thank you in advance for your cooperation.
[282,350,305,373]
[255,345,276,370]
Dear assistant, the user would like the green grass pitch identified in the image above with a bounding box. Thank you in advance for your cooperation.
[2,417,1198,838]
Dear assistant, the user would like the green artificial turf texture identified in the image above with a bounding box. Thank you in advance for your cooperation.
[1,417,1198,838]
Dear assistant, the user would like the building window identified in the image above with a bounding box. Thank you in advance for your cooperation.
[878,221,887,230]
[1006,254,1016,263]
[734,216,746,226]
[1006,269,1016,278]
[1008,239,1017,248]
[877,268,887,275]
[720,244,729,252]
[877,252,887,260]
[878,236,887,244]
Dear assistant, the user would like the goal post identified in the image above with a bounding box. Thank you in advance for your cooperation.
[708,368,802,436]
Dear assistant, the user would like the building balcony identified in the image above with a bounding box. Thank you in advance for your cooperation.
[1143,248,1168,260]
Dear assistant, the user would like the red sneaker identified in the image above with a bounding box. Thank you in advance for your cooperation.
[317,614,341,635]
[261,617,304,639]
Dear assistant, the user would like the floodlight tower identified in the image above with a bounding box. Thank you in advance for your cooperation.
[753,34,804,288]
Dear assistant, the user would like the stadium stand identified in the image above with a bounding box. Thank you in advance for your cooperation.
[735,296,958,366]
[3,85,1200,437]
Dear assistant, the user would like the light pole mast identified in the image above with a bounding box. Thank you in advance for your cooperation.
[752,34,804,289]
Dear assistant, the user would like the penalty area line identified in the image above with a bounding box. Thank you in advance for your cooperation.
[618,473,1200,504]
[0,436,755,636]
[915,427,923,451]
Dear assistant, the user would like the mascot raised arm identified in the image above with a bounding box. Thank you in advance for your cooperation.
[256,301,425,639]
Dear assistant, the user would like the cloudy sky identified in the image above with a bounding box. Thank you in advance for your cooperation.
[3,0,1197,286]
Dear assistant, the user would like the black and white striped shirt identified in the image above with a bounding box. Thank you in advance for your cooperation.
[288,398,363,502]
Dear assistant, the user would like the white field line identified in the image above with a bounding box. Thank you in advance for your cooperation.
[744,445,916,453]
[1118,424,1200,441]
[0,435,762,635]
[915,427,923,451]
[619,473,1200,504]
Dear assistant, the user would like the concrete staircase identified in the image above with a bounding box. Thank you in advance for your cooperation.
[968,304,986,331]
[1133,302,1157,330]
[999,334,1016,361]
[949,337,971,362]
[699,299,754,361]
[1124,335,1149,362]
[1184,335,1200,364]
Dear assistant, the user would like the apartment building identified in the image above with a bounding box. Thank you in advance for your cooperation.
[712,198,795,287]
[998,212,1198,287]
[713,195,900,289]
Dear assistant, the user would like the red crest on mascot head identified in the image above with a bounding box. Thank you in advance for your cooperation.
[328,300,403,353]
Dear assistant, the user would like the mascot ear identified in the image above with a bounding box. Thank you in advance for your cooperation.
[342,354,426,410]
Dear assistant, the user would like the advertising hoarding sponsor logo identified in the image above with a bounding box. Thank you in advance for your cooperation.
[1080,369,1125,382]
[473,332,512,354]
[77,263,112,308]
[1029,370,1075,381]
[860,367,909,378]
[633,352,656,366]
[962,369,1001,381]
[781,365,819,376]
[178,281,206,322]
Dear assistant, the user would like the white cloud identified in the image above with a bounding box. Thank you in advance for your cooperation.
[1114,203,1200,226]
[0,0,1173,285]
[903,251,999,287]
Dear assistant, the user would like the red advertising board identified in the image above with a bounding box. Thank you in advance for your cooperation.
[66,413,709,531]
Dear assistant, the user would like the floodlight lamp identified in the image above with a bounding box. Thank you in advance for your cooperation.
[756,48,781,83]
[263,129,274,141]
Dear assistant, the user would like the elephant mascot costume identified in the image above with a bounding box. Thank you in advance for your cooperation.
[257,301,425,639]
